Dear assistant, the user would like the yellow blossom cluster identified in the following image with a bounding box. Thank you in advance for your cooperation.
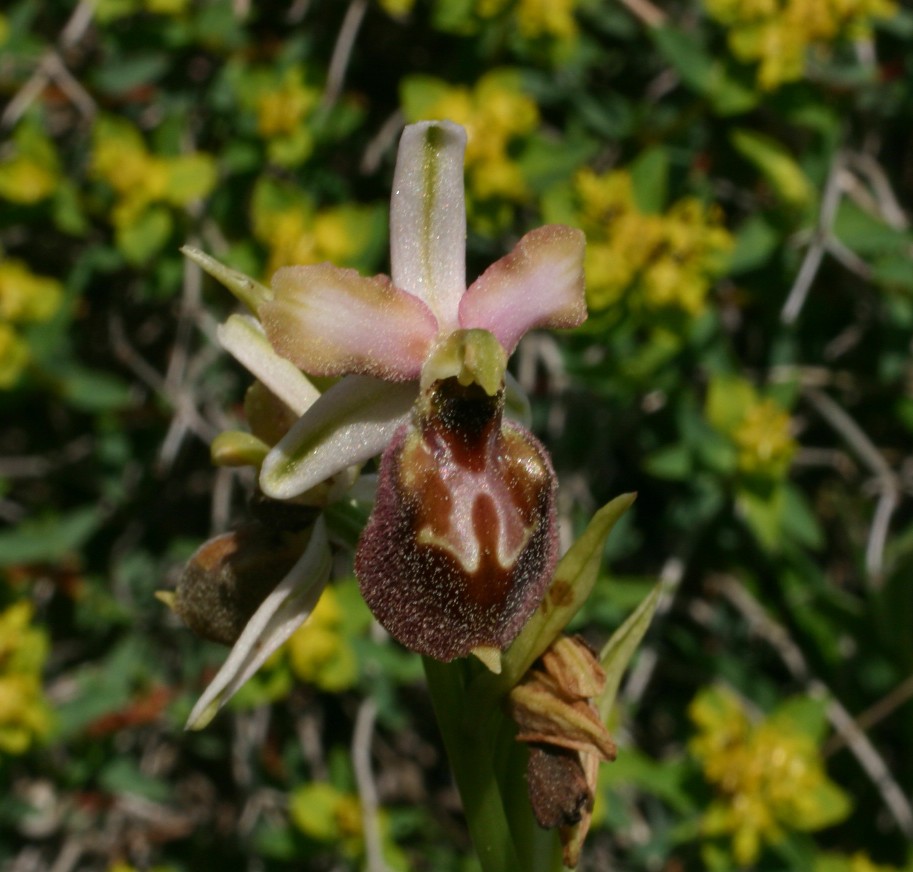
[94,0,190,22]
[705,0,898,89]
[252,180,378,279]
[478,0,579,41]
[285,587,358,693]
[404,71,539,209]
[0,602,53,754]
[90,117,217,232]
[574,168,733,315]
[690,686,849,866]
[706,375,796,479]
[233,65,321,167]
[0,118,60,205]
[290,782,364,855]
[732,396,796,477]
[839,853,908,872]
[378,0,578,40]
[0,258,63,388]
[376,0,416,17]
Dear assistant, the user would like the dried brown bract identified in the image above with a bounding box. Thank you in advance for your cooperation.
[507,635,616,867]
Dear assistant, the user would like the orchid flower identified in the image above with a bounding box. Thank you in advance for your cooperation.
[179,120,585,723]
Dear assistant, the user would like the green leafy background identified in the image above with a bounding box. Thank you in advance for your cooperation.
[1,0,912,869]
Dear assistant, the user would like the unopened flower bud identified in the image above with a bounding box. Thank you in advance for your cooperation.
[174,523,305,645]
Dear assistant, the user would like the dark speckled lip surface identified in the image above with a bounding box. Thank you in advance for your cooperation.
[355,376,558,661]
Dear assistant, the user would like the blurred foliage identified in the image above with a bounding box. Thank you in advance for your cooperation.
[1,0,913,869]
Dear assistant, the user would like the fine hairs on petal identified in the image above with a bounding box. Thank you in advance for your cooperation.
[355,404,559,661]
[459,225,587,354]
[262,265,438,381]
[259,376,418,501]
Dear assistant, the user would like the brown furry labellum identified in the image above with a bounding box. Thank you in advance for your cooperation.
[354,374,558,661]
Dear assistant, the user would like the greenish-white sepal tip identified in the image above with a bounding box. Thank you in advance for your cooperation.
[185,517,331,731]
[211,430,270,468]
[155,590,176,610]
[181,245,272,313]
[471,645,502,674]
[217,314,320,417]
[420,329,507,397]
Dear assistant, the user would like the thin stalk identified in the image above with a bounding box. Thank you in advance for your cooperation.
[424,657,523,872]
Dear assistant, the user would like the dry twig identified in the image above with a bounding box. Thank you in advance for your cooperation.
[352,697,389,872]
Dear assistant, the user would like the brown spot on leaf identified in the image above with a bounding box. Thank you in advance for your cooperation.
[548,579,574,607]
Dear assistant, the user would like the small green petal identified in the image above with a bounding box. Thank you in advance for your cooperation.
[420,328,507,397]
[211,430,270,467]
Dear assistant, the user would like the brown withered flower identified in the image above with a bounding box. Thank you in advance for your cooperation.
[507,634,617,867]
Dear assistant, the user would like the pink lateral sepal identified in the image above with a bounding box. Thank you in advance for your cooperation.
[261,263,438,381]
[459,225,587,354]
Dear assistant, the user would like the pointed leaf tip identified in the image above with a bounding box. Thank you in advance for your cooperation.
[181,246,272,312]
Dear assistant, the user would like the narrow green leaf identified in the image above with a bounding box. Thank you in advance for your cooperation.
[598,582,663,723]
[0,507,100,567]
[423,658,526,872]
[476,493,636,704]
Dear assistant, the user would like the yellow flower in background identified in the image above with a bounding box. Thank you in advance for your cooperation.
[290,782,364,854]
[402,71,538,209]
[477,0,579,41]
[0,117,60,205]
[286,587,358,693]
[706,375,795,479]
[255,68,318,140]
[733,397,795,477]
[227,63,320,167]
[843,853,906,872]
[0,323,29,388]
[0,259,63,388]
[0,602,53,754]
[91,116,217,230]
[145,0,190,15]
[0,259,63,325]
[251,177,381,277]
[514,0,578,39]
[690,686,850,866]
[377,0,416,17]
[575,168,733,315]
[90,116,216,262]
[94,0,189,22]
[705,0,898,89]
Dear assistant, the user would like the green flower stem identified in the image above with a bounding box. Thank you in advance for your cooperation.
[423,494,638,872]
[423,657,564,872]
